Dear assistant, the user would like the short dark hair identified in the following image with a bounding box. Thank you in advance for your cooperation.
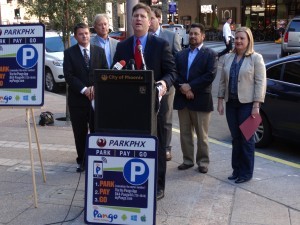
[226,17,232,20]
[190,23,205,34]
[132,3,151,19]
[151,8,162,19]
[74,23,89,35]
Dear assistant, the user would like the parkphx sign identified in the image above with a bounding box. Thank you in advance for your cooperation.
[0,24,45,107]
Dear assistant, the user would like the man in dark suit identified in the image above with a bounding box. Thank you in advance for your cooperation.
[63,23,108,172]
[174,23,217,174]
[113,3,177,200]
[149,8,182,162]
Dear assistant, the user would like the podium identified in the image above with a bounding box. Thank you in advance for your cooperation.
[94,69,157,135]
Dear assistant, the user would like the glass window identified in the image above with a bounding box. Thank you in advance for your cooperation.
[282,61,300,85]
[45,36,77,52]
[266,63,283,80]
[288,20,300,32]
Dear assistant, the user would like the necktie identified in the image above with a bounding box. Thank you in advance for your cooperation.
[83,49,89,67]
[134,38,142,70]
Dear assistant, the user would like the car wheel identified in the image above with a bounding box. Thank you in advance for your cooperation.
[254,113,272,148]
[45,69,59,92]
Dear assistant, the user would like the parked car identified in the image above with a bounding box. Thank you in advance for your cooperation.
[254,53,300,147]
[281,16,300,57]
[45,32,77,92]
[108,31,126,41]
[161,23,189,47]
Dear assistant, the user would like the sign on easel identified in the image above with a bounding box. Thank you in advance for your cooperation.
[85,134,157,225]
[0,24,45,107]
[0,24,46,208]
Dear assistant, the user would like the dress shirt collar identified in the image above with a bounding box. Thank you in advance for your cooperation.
[154,27,161,36]
[189,43,203,53]
[134,33,148,53]
[96,35,109,44]
[78,44,90,54]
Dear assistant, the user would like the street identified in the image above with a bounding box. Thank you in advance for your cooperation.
[56,41,300,164]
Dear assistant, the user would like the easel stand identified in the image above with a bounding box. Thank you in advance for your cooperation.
[26,108,46,208]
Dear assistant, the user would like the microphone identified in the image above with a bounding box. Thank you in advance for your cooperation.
[128,59,135,70]
[137,45,147,70]
[112,60,126,70]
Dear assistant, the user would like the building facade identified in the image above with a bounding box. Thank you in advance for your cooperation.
[0,0,39,25]
[177,0,300,30]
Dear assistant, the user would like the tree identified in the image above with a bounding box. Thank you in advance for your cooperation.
[20,0,106,41]
[112,0,118,31]
[161,0,168,24]
[19,0,49,23]
[84,0,106,25]
[246,15,251,28]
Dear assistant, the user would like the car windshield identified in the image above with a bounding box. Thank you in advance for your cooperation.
[288,20,300,32]
[45,36,77,52]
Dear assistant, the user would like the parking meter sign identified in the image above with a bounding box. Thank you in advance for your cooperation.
[85,134,157,225]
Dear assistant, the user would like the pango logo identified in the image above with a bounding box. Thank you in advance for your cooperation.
[93,206,118,222]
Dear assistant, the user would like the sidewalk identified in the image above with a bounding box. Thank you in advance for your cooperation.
[0,92,299,225]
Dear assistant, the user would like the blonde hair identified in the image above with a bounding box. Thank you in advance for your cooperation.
[232,27,255,56]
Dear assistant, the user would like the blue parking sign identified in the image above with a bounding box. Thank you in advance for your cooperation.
[169,2,176,14]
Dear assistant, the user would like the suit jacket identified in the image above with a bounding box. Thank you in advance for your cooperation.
[113,34,177,89]
[159,28,181,56]
[217,52,266,103]
[63,44,108,107]
[173,46,217,112]
[91,35,119,66]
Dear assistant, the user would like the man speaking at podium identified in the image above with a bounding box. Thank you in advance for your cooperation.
[113,3,177,200]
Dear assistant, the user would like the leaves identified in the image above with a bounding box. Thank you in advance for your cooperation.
[20,0,105,39]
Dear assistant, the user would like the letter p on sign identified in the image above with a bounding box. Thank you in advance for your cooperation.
[16,44,38,69]
[131,162,145,182]
[124,158,150,185]
[23,48,35,65]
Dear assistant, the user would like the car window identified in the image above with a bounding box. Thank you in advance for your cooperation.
[109,31,122,36]
[287,20,300,32]
[266,64,283,80]
[45,36,77,52]
[282,61,300,85]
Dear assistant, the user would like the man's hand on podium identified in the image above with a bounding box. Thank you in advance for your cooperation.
[156,80,167,97]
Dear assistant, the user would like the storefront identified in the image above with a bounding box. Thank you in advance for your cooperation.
[242,0,300,30]
[178,0,300,30]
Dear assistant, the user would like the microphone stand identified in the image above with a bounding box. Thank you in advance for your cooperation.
[138,45,147,70]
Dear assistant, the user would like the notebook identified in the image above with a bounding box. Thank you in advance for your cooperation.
[239,114,262,141]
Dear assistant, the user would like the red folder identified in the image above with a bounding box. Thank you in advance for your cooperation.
[239,114,262,141]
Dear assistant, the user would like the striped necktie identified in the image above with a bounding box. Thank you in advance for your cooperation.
[83,49,89,67]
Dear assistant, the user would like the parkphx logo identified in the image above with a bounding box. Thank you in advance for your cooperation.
[93,207,118,222]
[0,95,12,103]
[0,28,35,36]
